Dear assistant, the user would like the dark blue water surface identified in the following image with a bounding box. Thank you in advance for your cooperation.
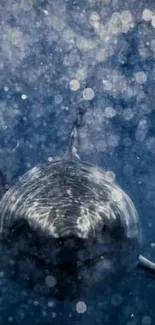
[0,0,155,324]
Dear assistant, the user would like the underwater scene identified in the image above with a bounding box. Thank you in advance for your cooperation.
[0,0,155,324]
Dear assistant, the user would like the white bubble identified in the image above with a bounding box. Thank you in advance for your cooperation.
[150,39,155,52]
[62,29,75,43]
[95,49,106,62]
[142,9,153,21]
[48,300,55,308]
[109,12,122,35]
[104,107,116,118]
[105,171,116,182]
[75,68,87,81]
[70,79,80,91]
[43,9,49,15]
[54,94,63,104]
[82,87,95,100]
[146,137,155,152]
[111,189,123,202]
[33,300,39,306]
[89,11,100,25]
[42,311,47,317]
[142,315,152,325]
[102,79,113,91]
[47,157,53,162]
[76,36,96,51]
[111,293,123,306]
[120,10,133,23]
[134,71,147,84]
[4,86,9,92]
[151,15,155,28]
[76,301,87,314]
[108,135,120,147]
[21,94,27,100]
[138,118,148,131]
[122,108,134,120]
[8,317,13,322]
[45,275,57,287]
[135,129,146,142]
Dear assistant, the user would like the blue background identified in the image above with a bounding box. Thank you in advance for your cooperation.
[0,0,155,324]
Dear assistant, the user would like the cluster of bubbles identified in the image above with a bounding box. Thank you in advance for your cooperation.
[0,1,155,165]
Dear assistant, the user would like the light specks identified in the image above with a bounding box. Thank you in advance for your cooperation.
[120,11,133,24]
[104,106,117,118]
[134,71,147,84]
[8,316,14,322]
[43,9,49,16]
[21,94,27,100]
[69,79,80,91]
[82,87,95,100]
[45,275,57,288]
[67,188,72,196]
[47,156,53,162]
[107,135,120,148]
[89,11,100,26]
[47,300,55,308]
[142,9,153,21]
[105,171,116,183]
[4,86,9,92]
[54,94,63,105]
[76,301,87,314]
[0,271,4,278]
[76,209,91,238]
[122,108,134,121]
